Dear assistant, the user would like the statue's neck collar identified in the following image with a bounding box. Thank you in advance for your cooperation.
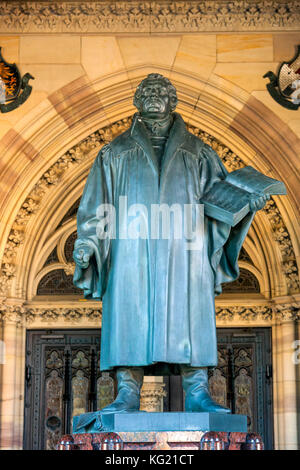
[139,113,173,137]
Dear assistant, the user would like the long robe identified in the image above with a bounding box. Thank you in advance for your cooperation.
[74,113,253,372]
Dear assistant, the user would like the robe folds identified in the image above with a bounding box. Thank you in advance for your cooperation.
[74,113,253,373]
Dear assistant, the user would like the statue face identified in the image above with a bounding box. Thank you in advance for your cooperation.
[137,78,173,119]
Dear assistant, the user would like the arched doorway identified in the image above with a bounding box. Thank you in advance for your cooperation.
[0,68,299,450]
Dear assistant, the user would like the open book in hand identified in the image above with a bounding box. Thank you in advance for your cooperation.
[202,166,287,227]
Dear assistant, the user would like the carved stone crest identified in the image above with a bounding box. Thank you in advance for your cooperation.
[0,47,34,113]
[264,45,300,110]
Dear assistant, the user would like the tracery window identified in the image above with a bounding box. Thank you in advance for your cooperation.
[38,229,259,296]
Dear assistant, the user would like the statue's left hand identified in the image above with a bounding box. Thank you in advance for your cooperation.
[73,244,94,269]
[249,193,270,212]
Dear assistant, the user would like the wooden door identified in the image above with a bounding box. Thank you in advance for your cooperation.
[24,327,273,449]
[163,327,274,449]
[23,329,115,450]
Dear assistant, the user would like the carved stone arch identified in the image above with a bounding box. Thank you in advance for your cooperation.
[237,224,271,298]
[238,262,265,294]
[0,70,299,300]
[24,165,97,299]
[222,267,261,293]
[245,217,283,298]
[63,230,78,264]
[31,221,77,298]
[35,219,76,275]
[9,118,293,301]
[2,122,297,298]
[32,223,80,298]
[34,265,75,296]
[36,268,82,297]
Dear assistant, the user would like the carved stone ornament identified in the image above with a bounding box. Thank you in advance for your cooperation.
[215,306,273,322]
[0,2,299,33]
[264,45,300,110]
[25,306,102,324]
[140,382,167,412]
[63,263,76,276]
[0,302,27,324]
[263,200,300,293]
[0,47,34,113]
[273,303,300,321]
[0,301,299,324]
[0,117,132,296]
[0,116,298,297]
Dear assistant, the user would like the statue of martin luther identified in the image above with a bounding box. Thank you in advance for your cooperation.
[73,73,269,425]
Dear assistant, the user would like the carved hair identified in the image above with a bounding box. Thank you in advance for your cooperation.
[133,73,178,111]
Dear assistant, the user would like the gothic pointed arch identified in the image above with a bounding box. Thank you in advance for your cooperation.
[0,68,298,301]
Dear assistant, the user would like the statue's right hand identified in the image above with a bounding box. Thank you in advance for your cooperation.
[73,244,94,269]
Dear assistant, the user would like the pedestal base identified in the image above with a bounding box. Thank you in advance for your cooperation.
[72,411,247,434]
[59,430,264,450]
[58,412,264,450]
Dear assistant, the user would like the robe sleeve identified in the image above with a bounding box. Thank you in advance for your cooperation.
[200,144,254,296]
[73,145,114,299]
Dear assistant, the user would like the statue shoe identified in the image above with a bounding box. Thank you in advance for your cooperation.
[180,365,231,414]
[100,367,144,414]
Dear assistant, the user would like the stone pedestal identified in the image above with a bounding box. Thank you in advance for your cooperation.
[73,411,247,434]
[58,430,264,450]
[58,411,265,450]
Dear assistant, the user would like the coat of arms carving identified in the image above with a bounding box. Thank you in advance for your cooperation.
[0,47,34,113]
[264,45,300,110]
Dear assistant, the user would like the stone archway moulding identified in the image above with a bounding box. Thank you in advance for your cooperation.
[0,117,298,301]
[0,70,299,301]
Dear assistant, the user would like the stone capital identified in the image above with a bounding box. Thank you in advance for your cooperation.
[273,302,300,322]
[140,381,167,412]
[0,301,26,325]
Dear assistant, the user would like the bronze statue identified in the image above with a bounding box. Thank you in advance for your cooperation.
[73,74,271,426]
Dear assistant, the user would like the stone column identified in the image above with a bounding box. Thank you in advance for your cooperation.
[0,304,26,450]
[273,303,300,450]
[140,376,166,412]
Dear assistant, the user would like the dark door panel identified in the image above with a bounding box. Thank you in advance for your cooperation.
[163,327,274,449]
[23,329,115,450]
[24,327,273,449]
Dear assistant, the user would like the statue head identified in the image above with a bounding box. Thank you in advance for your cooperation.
[133,73,178,119]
